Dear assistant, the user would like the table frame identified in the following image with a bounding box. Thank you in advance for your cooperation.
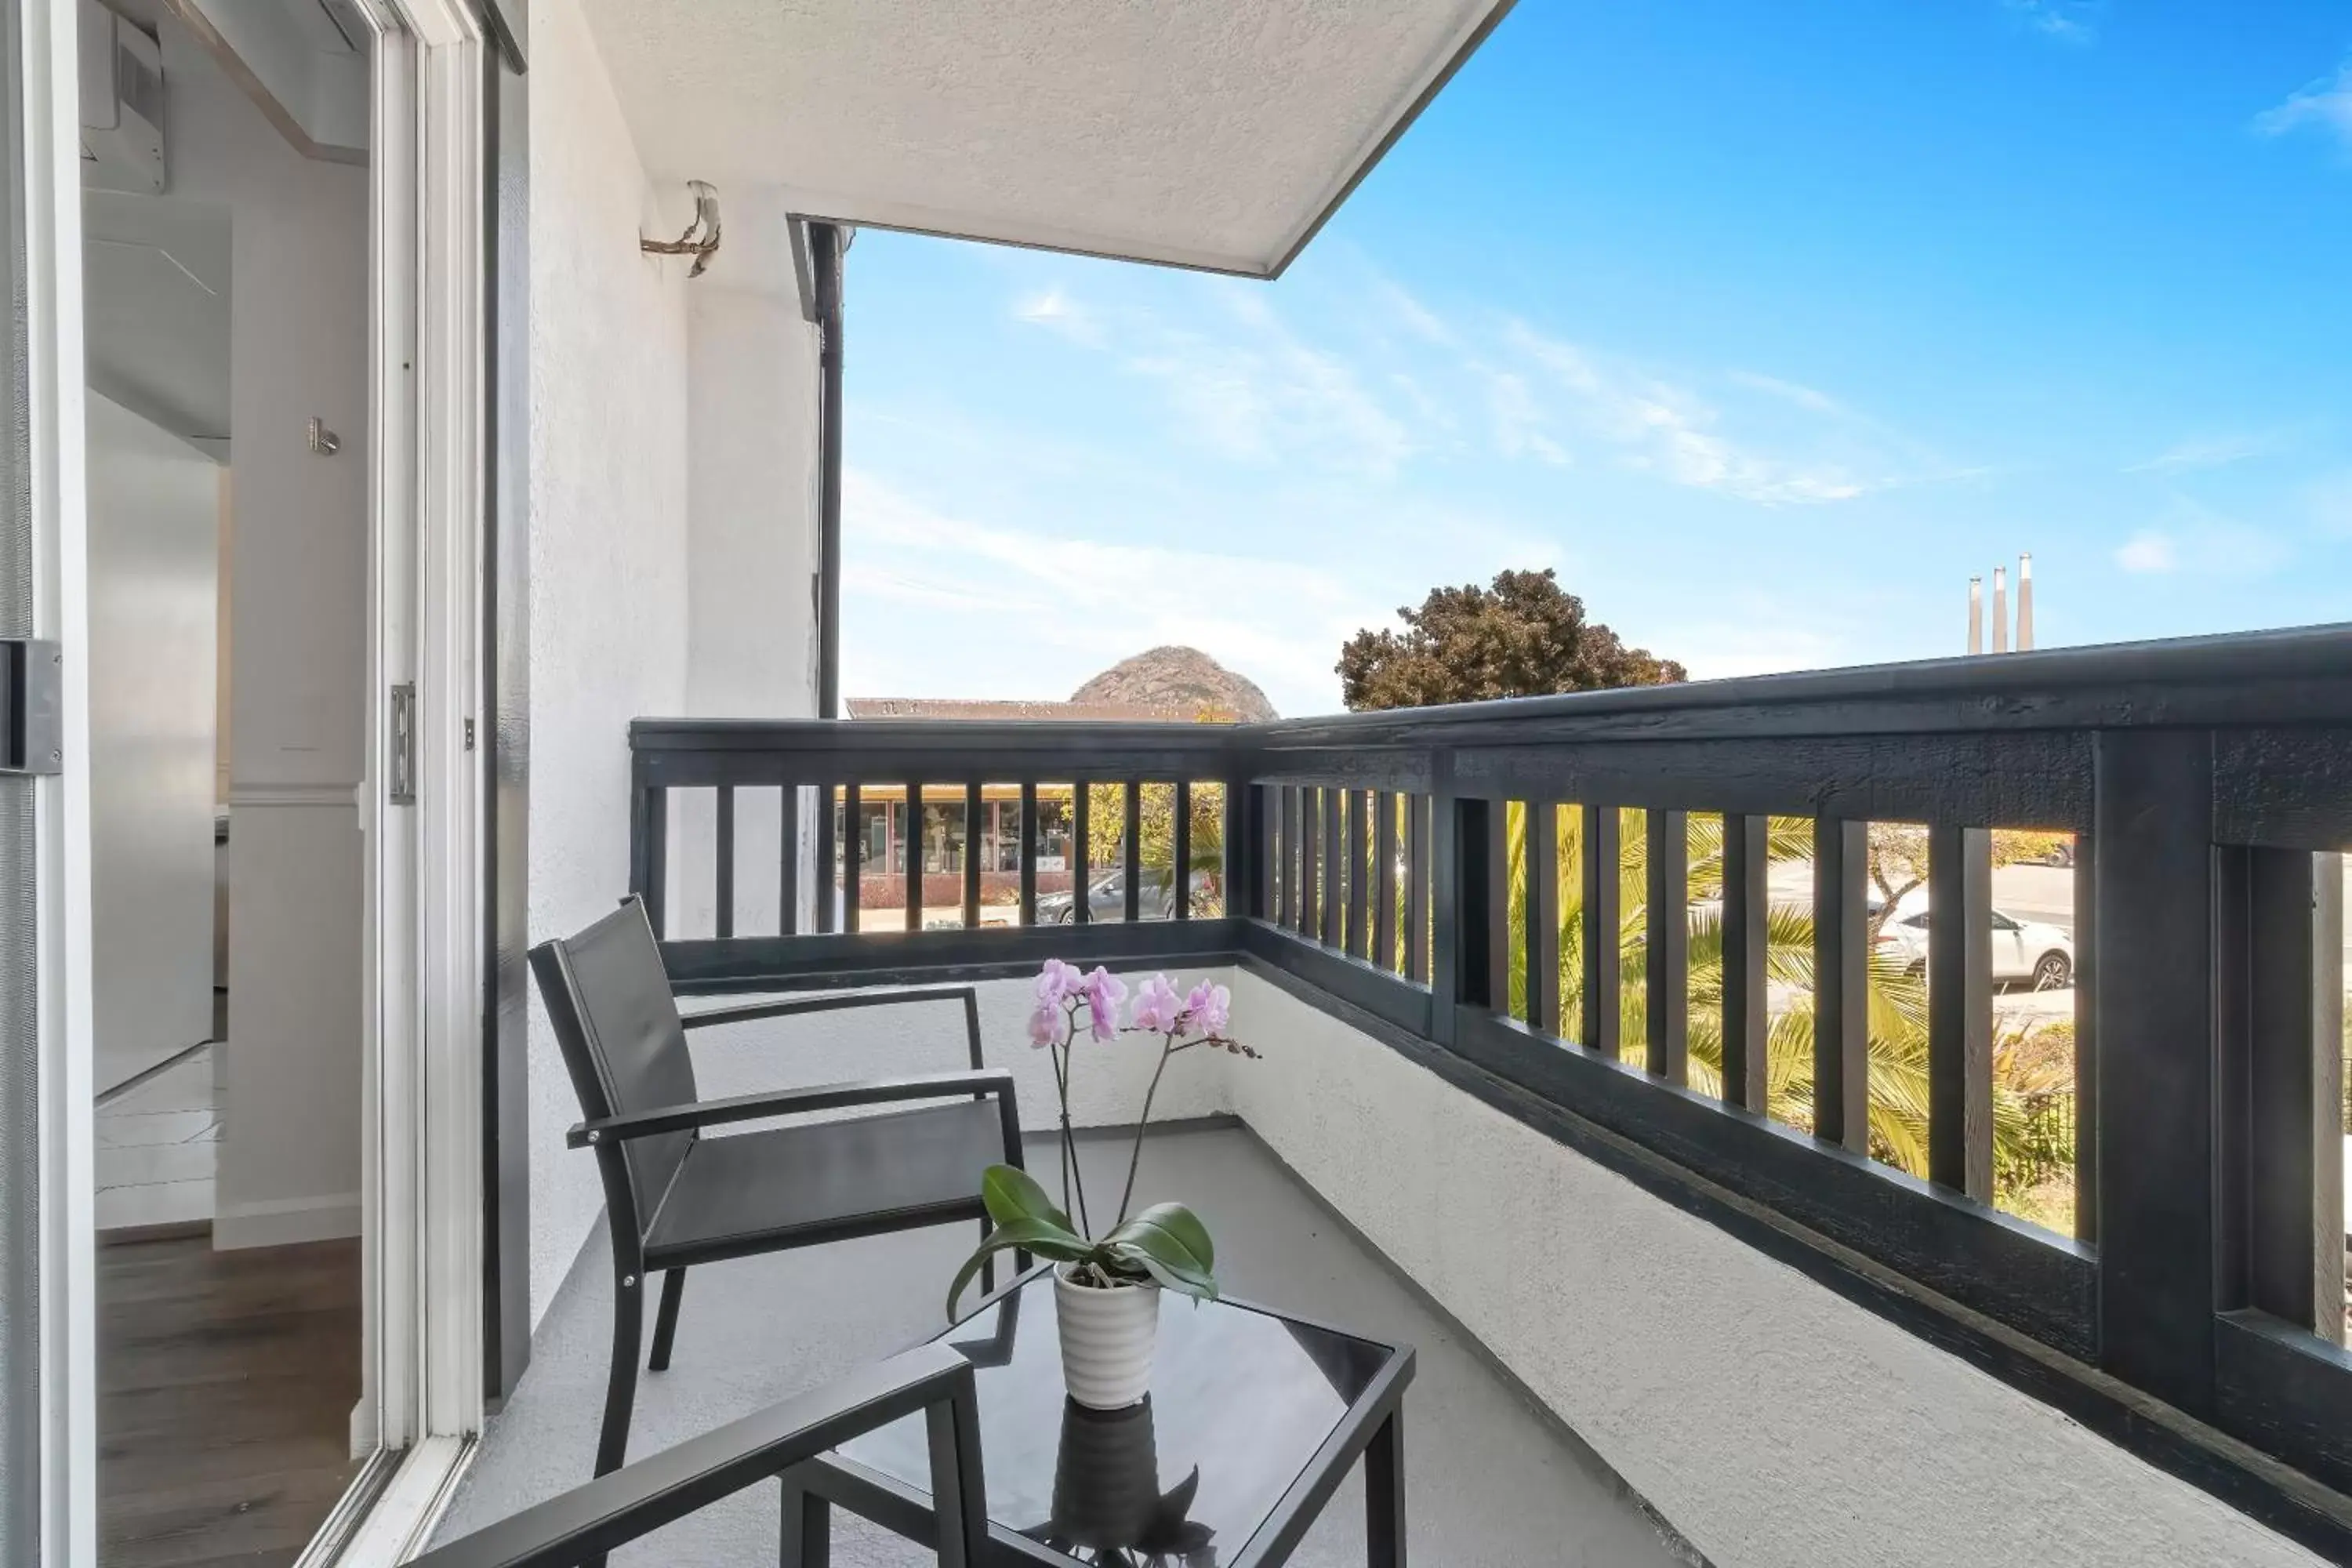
[777,1265,1414,1567]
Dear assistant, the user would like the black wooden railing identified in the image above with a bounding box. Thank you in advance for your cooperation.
[630,626,2352,1553]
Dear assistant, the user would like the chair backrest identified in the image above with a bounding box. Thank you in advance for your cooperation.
[528,898,699,1236]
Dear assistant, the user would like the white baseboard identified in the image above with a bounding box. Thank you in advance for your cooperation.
[212,1191,361,1250]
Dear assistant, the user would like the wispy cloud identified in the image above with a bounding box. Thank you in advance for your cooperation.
[1726,370,1845,416]
[2124,427,2300,474]
[2115,531,2177,573]
[1506,324,1873,505]
[2004,0,2099,45]
[1014,286,1102,347]
[2114,502,2292,578]
[2255,60,2352,151]
[1011,283,1414,478]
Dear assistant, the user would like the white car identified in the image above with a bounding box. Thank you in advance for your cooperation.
[1874,897,2074,990]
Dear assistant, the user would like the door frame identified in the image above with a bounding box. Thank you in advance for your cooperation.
[15,0,494,1560]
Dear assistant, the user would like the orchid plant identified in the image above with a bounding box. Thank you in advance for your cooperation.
[946,960,1258,1318]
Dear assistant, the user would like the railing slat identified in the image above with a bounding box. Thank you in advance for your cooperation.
[1174,780,1193,921]
[1123,780,1143,923]
[1345,789,1370,960]
[1813,815,1868,1153]
[714,786,736,939]
[1526,800,1559,1034]
[2072,832,2096,1243]
[644,786,669,938]
[1320,786,1343,948]
[779,786,800,937]
[2236,848,2326,1329]
[1928,823,1993,1200]
[1580,804,1620,1058]
[1018,782,1039,926]
[962,782,983,931]
[1721,814,1767,1112]
[1073,783,1092,927]
[1406,793,1428,984]
[1261,785,1279,921]
[1280,786,1300,930]
[1646,808,1687,1084]
[1375,791,1399,974]
[1300,788,1320,938]
[812,786,836,935]
[1483,799,1510,1011]
[840,782,862,934]
[905,781,924,933]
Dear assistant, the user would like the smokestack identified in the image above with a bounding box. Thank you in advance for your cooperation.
[1968,577,1983,655]
[2016,554,2034,651]
[1991,567,2009,654]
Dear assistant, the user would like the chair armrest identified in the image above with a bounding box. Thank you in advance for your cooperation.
[568,1068,1015,1148]
[405,1341,986,1568]
[679,985,978,1031]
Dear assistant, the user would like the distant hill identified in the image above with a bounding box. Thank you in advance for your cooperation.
[1071,646,1278,723]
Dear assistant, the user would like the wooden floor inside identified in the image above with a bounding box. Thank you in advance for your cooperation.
[100,1232,363,1568]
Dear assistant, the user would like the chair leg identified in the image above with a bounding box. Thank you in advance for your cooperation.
[648,1269,687,1371]
[597,1269,644,1478]
[978,1218,996,1297]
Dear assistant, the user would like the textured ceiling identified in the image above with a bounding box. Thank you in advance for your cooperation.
[578,0,1512,277]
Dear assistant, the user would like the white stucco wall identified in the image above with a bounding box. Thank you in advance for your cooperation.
[1221,971,2322,1568]
[524,0,694,1326]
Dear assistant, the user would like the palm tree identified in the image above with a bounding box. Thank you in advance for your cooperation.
[1497,804,2045,1191]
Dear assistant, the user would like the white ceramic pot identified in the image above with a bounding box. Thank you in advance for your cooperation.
[1054,1265,1160,1410]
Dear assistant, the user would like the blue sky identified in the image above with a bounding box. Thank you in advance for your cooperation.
[841,0,2352,718]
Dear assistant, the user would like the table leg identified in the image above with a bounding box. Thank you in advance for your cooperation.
[1365,1410,1406,1566]
[779,1473,831,1567]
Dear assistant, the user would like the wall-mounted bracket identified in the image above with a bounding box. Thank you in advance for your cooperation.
[1,639,64,775]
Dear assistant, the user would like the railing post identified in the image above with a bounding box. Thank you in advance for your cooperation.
[1927,823,1993,1200]
[1018,782,1039,926]
[1525,800,1558,1035]
[1722,814,1768,1112]
[1580,804,1620,1058]
[2094,730,2217,1416]
[1173,779,1193,920]
[1430,778,1459,1045]
[1813,815,1867,1154]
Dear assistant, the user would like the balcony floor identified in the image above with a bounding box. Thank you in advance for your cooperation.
[439,1124,1693,1566]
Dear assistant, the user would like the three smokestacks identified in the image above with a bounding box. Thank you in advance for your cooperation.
[1967,554,2034,655]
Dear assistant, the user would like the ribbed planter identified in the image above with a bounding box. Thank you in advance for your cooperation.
[1054,1265,1160,1410]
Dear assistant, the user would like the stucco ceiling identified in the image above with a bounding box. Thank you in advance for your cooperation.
[579,0,1515,278]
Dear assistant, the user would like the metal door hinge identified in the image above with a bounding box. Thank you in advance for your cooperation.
[1,639,63,775]
[389,683,417,804]
[464,717,477,752]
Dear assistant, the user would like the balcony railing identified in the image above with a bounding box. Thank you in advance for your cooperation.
[628,624,2352,1555]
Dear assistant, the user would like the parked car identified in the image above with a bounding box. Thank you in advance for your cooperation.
[1037,867,1217,924]
[1874,896,2074,989]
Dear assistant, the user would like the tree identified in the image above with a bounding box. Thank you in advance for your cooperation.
[1338,568,1686,711]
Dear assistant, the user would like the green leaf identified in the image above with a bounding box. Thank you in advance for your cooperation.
[945,1214,1089,1320]
[1101,1203,1218,1303]
[1103,1237,1217,1302]
[1116,1202,1214,1272]
[980,1163,1072,1232]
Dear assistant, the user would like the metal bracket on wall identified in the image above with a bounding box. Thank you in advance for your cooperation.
[0,639,63,775]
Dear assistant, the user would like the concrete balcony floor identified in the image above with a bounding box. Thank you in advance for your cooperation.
[439,1124,1694,1566]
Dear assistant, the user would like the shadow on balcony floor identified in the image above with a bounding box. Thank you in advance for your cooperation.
[438,1125,1693,1566]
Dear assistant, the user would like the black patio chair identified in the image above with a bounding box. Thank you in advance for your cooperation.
[407,1341,987,1568]
[530,898,1025,1479]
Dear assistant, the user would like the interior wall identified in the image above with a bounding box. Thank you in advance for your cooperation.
[136,12,372,1248]
[84,393,217,1095]
[523,0,692,1327]
[1221,971,2325,1568]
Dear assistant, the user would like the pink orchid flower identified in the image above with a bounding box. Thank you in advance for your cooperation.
[1184,979,1231,1037]
[1131,973,1185,1035]
[1082,967,1127,1042]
